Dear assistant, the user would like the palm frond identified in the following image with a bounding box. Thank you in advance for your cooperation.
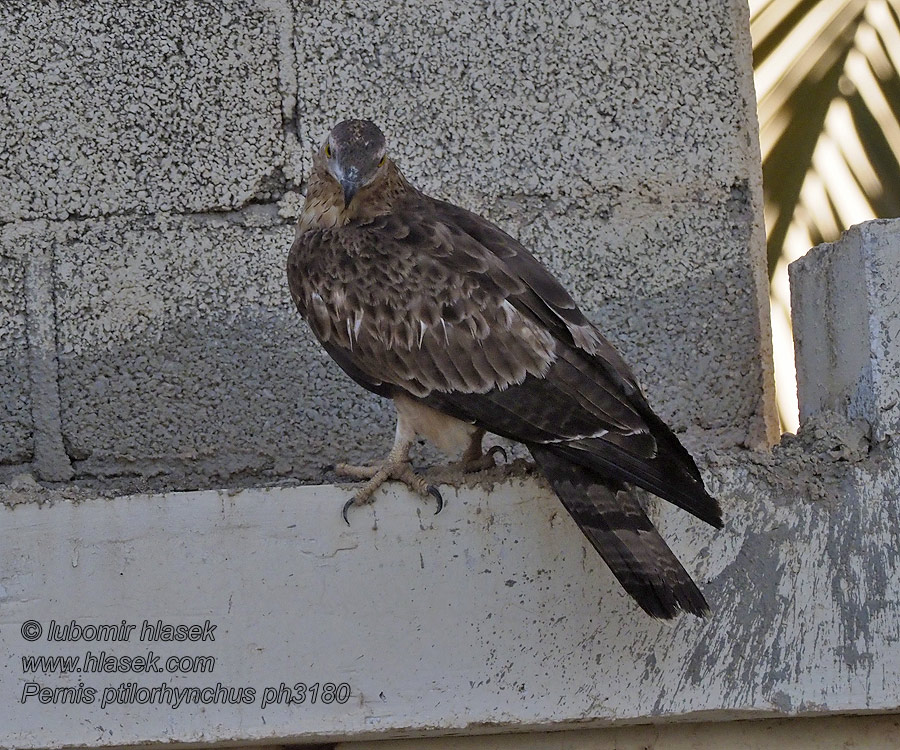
[752,0,900,431]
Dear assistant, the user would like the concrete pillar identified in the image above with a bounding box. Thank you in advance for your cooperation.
[790,219,900,441]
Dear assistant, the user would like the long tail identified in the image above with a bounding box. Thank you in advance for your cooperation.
[530,445,710,618]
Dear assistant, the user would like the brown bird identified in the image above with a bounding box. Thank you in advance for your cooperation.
[287,119,723,618]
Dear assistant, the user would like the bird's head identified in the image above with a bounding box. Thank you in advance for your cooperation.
[318,119,389,208]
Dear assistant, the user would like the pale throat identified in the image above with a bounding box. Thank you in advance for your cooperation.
[298,174,351,232]
[298,161,407,232]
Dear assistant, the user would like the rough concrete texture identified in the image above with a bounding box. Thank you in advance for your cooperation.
[49,211,400,484]
[291,0,778,452]
[0,1,286,222]
[791,219,900,443]
[0,0,777,485]
[0,234,31,465]
[46,204,755,486]
[1,425,899,747]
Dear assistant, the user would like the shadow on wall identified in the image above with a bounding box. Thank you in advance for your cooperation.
[57,310,396,485]
[2,175,774,488]
[0,255,33,465]
[44,267,765,489]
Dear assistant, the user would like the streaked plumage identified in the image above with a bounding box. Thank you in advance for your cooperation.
[287,119,723,618]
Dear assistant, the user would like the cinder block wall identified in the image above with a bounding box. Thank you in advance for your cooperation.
[0,0,777,488]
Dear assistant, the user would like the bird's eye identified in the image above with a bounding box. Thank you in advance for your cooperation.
[378,156,386,167]
[325,143,332,158]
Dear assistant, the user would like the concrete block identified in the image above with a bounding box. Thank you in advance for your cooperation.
[51,212,397,483]
[0,234,31,465]
[599,263,767,447]
[0,1,286,222]
[790,219,900,441]
[290,0,777,449]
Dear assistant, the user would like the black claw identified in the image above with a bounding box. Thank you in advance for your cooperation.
[427,485,444,515]
[341,497,355,525]
[488,445,508,463]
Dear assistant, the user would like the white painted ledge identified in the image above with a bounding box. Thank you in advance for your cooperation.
[2,454,900,748]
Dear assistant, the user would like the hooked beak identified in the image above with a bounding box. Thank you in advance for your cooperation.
[340,166,360,207]
[341,178,359,207]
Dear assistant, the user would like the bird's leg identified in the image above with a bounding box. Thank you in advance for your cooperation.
[456,428,507,472]
[335,422,442,523]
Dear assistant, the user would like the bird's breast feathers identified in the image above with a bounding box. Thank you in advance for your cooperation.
[289,226,558,399]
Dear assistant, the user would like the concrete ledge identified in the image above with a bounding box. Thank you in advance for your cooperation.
[3,439,900,748]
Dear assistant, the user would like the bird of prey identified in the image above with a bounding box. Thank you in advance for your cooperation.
[287,119,723,618]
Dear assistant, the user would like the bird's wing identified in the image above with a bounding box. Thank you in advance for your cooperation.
[287,206,645,436]
[424,198,720,526]
[428,198,644,397]
[288,201,718,522]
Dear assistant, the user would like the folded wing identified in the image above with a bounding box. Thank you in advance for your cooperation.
[288,193,722,617]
